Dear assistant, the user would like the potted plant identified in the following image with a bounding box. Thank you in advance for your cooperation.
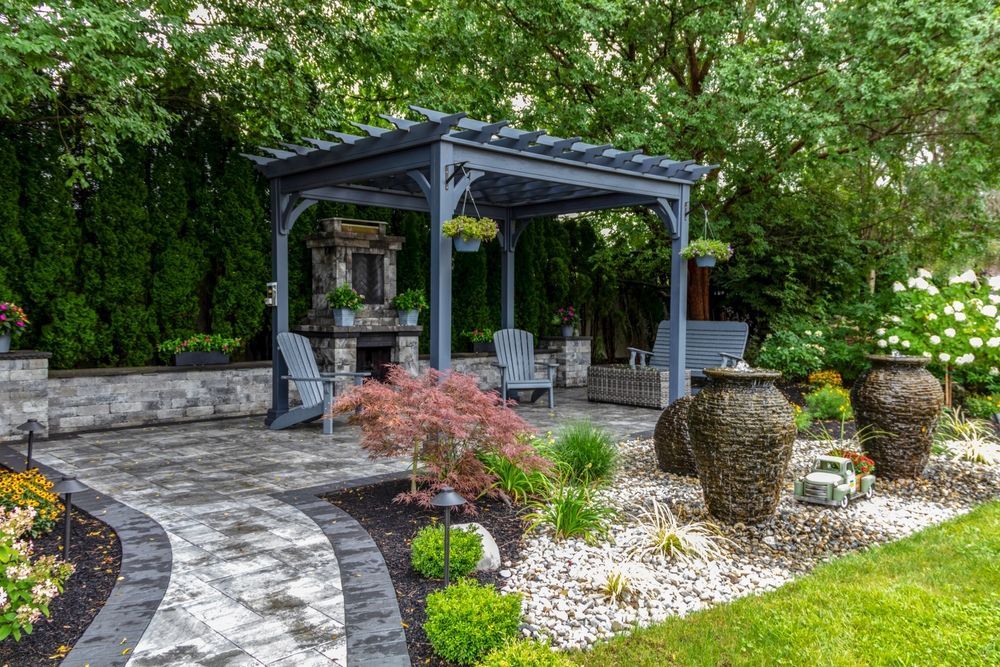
[463,328,495,353]
[680,239,733,268]
[552,305,579,337]
[159,334,243,366]
[392,288,428,326]
[0,302,29,353]
[326,284,365,326]
[442,215,498,252]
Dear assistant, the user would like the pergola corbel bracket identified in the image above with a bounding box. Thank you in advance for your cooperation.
[277,194,318,236]
[652,197,680,238]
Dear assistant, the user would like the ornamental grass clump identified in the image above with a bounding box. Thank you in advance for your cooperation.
[0,469,62,536]
[0,506,75,642]
[934,408,1000,465]
[550,421,617,485]
[411,524,483,579]
[332,366,546,509]
[525,476,615,542]
[630,499,729,564]
[423,579,521,665]
[480,449,552,505]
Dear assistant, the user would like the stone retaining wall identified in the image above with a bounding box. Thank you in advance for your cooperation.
[1,341,593,437]
[47,362,277,434]
[0,351,50,442]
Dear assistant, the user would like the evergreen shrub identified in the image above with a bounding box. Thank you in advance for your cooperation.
[424,579,521,665]
[411,524,483,579]
[477,640,576,667]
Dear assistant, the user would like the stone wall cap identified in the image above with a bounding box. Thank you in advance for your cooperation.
[0,350,52,360]
[49,360,271,379]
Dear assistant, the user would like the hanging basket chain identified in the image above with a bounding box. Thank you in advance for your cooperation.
[459,165,483,219]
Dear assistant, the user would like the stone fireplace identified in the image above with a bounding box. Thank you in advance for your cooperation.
[295,218,421,388]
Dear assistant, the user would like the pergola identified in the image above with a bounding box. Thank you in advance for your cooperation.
[244,105,715,423]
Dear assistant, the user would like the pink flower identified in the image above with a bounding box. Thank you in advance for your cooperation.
[0,304,6,310]
[16,322,24,327]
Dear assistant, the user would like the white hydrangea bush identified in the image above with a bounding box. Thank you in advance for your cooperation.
[878,270,1000,387]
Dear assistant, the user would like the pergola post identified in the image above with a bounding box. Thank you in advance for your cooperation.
[268,181,290,424]
[500,211,515,329]
[427,142,454,370]
[668,188,690,404]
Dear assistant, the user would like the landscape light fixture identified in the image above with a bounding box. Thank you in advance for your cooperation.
[17,419,45,470]
[52,476,87,558]
[430,485,467,587]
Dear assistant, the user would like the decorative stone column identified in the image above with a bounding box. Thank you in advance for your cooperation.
[0,351,51,442]
[539,336,591,388]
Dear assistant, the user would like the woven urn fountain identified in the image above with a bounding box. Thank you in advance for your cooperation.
[688,367,796,523]
[653,395,697,476]
[850,354,944,479]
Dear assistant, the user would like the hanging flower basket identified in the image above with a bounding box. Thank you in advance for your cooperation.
[442,216,498,252]
[680,239,733,268]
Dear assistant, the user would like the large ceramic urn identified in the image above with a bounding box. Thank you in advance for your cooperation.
[688,368,796,523]
[850,355,943,479]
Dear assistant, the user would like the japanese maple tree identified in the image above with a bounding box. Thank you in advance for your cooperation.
[331,366,545,509]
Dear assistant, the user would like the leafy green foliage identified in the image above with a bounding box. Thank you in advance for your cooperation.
[410,525,483,580]
[526,478,615,542]
[424,580,522,665]
[754,330,826,381]
[442,216,498,242]
[480,450,552,504]
[804,385,854,421]
[392,288,428,312]
[963,394,1000,420]
[158,334,244,356]
[326,284,365,311]
[793,406,814,432]
[680,239,733,262]
[478,640,577,667]
[550,422,617,485]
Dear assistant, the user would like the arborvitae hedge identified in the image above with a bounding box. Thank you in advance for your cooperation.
[0,120,659,368]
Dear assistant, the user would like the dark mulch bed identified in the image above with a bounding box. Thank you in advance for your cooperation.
[0,501,122,666]
[326,478,528,667]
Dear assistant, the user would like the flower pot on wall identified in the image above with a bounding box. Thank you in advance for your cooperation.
[0,334,10,353]
[695,256,717,268]
[398,309,419,326]
[688,368,796,523]
[472,342,496,354]
[561,325,574,337]
[332,309,356,326]
[453,237,482,253]
[174,351,229,366]
[850,355,943,479]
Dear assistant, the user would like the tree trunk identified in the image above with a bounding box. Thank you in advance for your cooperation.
[688,259,711,320]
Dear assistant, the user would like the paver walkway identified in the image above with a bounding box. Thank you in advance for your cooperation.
[25,388,657,666]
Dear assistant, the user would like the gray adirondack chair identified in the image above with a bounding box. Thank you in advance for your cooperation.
[270,332,369,434]
[493,329,558,408]
[628,320,750,379]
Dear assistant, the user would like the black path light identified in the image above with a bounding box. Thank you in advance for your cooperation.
[52,476,87,558]
[430,485,467,587]
[17,419,44,470]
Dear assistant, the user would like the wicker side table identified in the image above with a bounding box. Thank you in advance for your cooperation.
[586,365,692,409]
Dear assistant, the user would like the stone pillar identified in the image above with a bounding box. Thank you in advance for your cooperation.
[539,337,592,388]
[0,351,51,442]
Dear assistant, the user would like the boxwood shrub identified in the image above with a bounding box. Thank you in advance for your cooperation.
[411,524,483,579]
[424,579,521,665]
[477,639,577,666]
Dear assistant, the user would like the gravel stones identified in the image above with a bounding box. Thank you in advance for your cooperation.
[653,395,696,476]
[499,436,1000,651]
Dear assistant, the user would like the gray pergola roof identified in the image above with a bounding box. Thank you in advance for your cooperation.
[249,105,713,427]
[244,105,715,223]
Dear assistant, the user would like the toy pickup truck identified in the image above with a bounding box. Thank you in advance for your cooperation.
[793,455,875,509]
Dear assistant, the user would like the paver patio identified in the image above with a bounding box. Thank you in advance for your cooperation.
[18,388,657,666]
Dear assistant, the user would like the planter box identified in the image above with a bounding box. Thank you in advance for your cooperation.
[586,365,691,409]
[472,342,496,354]
[174,351,230,366]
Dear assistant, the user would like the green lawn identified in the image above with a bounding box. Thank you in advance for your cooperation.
[576,502,1000,666]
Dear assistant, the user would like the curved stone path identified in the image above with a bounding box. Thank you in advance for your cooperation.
[23,388,655,666]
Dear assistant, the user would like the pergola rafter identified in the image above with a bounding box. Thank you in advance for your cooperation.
[245,105,716,426]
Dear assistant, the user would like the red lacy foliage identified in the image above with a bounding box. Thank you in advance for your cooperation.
[332,366,544,510]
